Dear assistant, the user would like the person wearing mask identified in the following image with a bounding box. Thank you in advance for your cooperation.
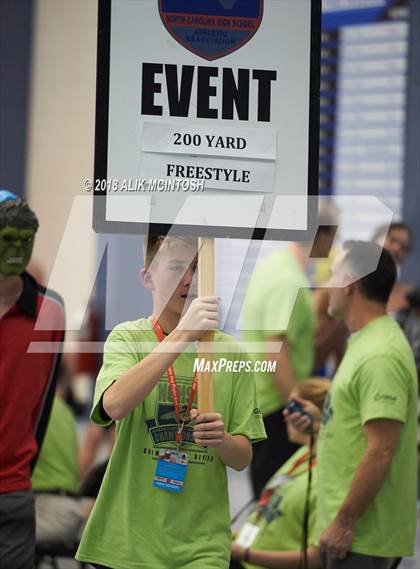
[0,190,65,568]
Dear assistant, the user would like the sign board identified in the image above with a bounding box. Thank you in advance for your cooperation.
[93,0,321,239]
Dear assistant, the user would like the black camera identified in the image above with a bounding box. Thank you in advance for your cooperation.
[285,399,312,422]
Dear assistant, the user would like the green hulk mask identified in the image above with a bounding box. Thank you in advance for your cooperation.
[0,191,39,277]
[0,226,36,276]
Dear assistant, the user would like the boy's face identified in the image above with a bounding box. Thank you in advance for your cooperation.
[143,244,198,318]
[0,225,35,276]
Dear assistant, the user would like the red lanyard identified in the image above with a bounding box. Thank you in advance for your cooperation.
[150,317,198,445]
[286,451,316,477]
[257,452,316,508]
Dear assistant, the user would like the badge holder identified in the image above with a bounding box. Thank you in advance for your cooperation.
[153,421,189,493]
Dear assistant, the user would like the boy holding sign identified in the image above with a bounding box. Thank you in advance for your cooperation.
[76,235,265,569]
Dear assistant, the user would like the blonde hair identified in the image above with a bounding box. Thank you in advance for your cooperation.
[143,235,198,269]
[293,378,330,411]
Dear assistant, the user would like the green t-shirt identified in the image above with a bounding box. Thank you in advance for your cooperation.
[32,396,79,494]
[243,250,314,416]
[317,315,418,557]
[237,446,317,569]
[76,319,266,569]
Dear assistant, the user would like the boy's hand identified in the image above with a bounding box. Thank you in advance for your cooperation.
[177,296,219,341]
[190,409,226,446]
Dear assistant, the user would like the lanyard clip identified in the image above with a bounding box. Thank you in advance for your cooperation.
[175,420,185,452]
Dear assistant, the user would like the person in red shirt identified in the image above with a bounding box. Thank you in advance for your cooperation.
[0,190,65,569]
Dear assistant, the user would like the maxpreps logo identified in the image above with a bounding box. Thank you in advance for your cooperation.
[159,0,263,61]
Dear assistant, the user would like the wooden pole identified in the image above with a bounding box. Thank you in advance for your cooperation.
[197,237,215,413]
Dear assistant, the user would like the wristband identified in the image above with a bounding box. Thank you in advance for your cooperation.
[243,548,250,562]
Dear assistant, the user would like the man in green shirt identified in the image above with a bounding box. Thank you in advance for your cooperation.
[243,221,336,497]
[76,235,266,569]
[292,241,418,569]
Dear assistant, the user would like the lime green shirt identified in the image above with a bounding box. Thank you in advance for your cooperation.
[239,446,317,569]
[32,396,79,494]
[243,250,314,416]
[317,315,418,557]
[76,319,266,569]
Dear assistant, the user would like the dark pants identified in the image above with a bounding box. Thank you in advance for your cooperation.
[0,489,35,569]
[321,552,401,569]
[229,560,244,569]
[250,408,299,498]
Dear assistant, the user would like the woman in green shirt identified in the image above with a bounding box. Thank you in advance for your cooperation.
[230,378,329,569]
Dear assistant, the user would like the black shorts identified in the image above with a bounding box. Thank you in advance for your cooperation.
[321,552,401,569]
[0,489,35,569]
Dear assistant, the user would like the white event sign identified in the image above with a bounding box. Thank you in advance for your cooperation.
[93,0,320,238]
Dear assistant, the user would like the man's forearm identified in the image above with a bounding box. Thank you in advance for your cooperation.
[103,328,193,420]
[266,337,297,402]
[272,368,296,402]
[234,546,320,569]
[271,353,296,402]
[320,420,401,558]
[217,434,252,471]
[335,446,394,528]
